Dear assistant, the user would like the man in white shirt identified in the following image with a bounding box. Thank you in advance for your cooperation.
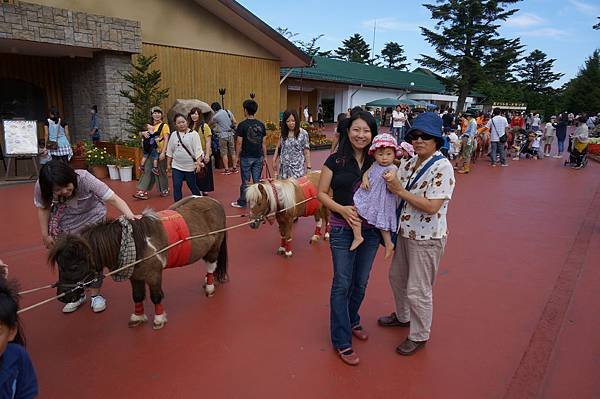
[544,116,556,156]
[532,114,541,132]
[391,105,406,142]
[485,107,509,167]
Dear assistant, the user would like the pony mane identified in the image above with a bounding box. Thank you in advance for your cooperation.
[78,215,159,272]
[246,179,297,213]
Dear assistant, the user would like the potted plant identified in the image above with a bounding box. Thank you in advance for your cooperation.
[85,144,109,179]
[70,141,87,169]
[106,155,120,180]
[116,157,134,182]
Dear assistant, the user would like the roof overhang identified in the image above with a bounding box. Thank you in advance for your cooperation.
[193,0,312,67]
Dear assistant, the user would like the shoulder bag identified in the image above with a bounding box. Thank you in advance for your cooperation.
[492,118,507,143]
[176,130,206,184]
[386,154,445,246]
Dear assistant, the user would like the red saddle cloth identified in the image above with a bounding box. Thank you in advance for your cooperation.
[157,210,192,269]
[296,176,319,217]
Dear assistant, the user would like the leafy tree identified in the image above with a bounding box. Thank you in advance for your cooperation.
[380,42,409,70]
[418,0,523,111]
[297,34,332,57]
[336,33,372,63]
[561,50,600,114]
[517,50,564,92]
[119,54,169,136]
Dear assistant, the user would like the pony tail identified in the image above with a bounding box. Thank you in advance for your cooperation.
[0,279,26,347]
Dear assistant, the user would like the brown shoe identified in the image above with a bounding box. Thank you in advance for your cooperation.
[337,347,360,366]
[351,326,369,341]
[396,338,427,356]
[377,312,410,327]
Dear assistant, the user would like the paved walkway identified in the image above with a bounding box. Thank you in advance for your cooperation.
[0,149,598,398]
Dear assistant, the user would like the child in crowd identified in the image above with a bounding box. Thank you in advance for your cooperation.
[543,116,556,156]
[0,270,38,399]
[352,133,400,259]
[140,125,161,176]
[398,141,414,160]
[37,139,51,166]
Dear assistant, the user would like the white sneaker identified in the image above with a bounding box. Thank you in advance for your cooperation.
[62,295,86,313]
[91,295,107,313]
[230,201,244,209]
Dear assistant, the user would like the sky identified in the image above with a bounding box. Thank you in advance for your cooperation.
[237,0,600,87]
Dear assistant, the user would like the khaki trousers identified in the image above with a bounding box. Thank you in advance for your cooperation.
[389,236,447,341]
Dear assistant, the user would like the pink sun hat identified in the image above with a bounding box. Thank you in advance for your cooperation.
[400,141,414,157]
[368,133,400,156]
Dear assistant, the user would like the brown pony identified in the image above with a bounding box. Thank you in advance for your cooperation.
[48,196,227,329]
[246,171,329,257]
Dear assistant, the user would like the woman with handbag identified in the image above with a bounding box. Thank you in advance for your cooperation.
[44,108,72,163]
[188,107,214,195]
[166,113,204,202]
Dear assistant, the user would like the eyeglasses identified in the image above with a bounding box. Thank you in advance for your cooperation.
[407,133,436,142]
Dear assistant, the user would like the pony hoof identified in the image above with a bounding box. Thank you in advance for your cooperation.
[277,247,286,255]
[309,235,320,243]
[128,313,148,328]
[153,313,168,330]
[285,251,293,258]
[205,284,215,297]
[324,233,330,241]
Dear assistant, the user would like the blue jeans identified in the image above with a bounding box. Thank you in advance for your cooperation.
[329,226,381,350]
[557,138,565,154]
[391,127,402,142]
[172,168,201,202]
[490,141,506,165]
[236,156,263,206]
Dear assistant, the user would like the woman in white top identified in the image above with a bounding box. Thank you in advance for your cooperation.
[166,113,204,202]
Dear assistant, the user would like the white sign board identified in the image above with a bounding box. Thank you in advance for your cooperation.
[2,120,38,156]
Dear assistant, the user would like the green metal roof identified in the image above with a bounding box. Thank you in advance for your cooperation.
[281,56,446,93]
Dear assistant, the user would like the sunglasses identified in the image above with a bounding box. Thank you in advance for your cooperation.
[406,133,436,142]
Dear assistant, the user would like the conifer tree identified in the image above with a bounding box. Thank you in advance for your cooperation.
[119,54,169,136]
[297,34,332,57]
[418,0,523,111]
[561,50,600,113]
[517,49,564,93]
[336,34,372,64]
[380,42,409,70]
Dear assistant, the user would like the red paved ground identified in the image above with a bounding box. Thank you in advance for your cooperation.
[0,147,598,398]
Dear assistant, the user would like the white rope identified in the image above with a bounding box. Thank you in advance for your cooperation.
[17,196,317,314]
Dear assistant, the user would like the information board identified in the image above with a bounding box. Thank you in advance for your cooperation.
[2,120,39,157]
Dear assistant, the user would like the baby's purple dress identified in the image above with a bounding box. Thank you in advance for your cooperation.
[353,163,399,232]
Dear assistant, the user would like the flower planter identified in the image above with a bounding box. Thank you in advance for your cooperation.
[90,165,108,179]
[119,166,133,182]
[115,145,142,180]
[70,156,86,170]
[107,164,120,180]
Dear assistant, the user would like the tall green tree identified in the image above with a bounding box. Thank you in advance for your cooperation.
[119,54,169,135]
[336,33,372,63]
[561,49,600,114]
[517,50,564,92]
[418,0,523,111]
[380,42,409,70]
[297,34,332,57]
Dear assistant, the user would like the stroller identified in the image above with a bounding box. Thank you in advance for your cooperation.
[564,136,588,169]
[512,129,532,160]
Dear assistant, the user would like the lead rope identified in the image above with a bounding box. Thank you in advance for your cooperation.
[17,196,317,313]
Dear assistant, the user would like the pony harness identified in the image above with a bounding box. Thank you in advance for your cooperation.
[158,210,192,269]
[296,176,319,217]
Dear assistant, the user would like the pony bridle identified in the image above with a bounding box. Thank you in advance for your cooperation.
[263,179,282,225]
[54,270,103,293]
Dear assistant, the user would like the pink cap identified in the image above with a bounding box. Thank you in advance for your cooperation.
[400,141,414,157]
[368,133,400,156]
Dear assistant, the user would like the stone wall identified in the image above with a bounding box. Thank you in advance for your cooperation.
[61,53,132,141]
[0,1,141,53]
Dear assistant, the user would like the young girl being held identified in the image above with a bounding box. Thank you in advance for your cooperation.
[352,133,401,259]
[0,278,38,399]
